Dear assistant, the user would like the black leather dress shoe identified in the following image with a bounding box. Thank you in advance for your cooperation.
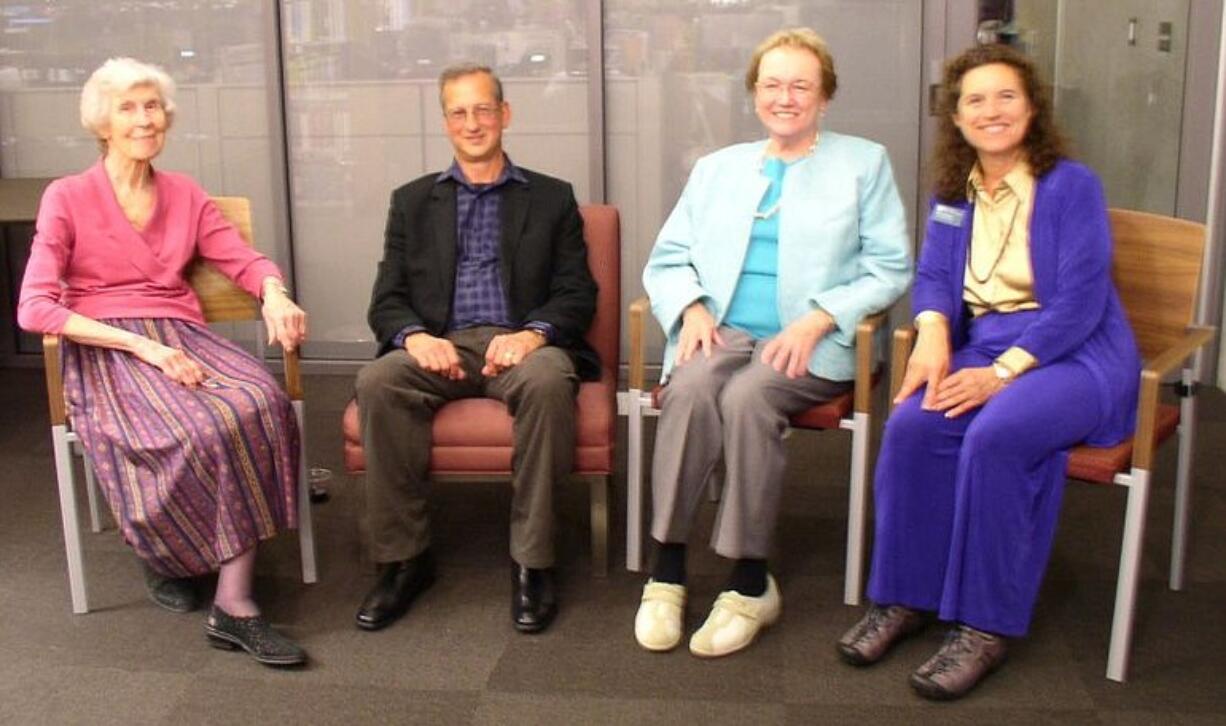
[511,562,557,633]
[355,550,437,631]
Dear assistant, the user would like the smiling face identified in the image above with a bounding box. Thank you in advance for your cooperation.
[103,83,167,163]
[952,62,1034,165]
[441,71,511,165]
[753,45,826,151]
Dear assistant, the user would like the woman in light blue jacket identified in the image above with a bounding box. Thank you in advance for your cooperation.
[636,27,912,658]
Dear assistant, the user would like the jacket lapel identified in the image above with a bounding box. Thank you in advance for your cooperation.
[500,180,530,296]
[428,182,458,306]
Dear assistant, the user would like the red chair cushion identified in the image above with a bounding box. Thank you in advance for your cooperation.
[1067,403,1180,484]
[343,371,615,476]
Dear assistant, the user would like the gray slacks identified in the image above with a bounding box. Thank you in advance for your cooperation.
[355,326,578,569]
[651,327,849,559]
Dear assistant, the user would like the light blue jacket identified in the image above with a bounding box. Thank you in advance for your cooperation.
[643,132,913,382]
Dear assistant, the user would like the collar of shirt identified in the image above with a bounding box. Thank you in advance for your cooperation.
[436,155,528,193]
[966,159,1035,207]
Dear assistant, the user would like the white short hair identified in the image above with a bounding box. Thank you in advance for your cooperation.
[79,57,176,145]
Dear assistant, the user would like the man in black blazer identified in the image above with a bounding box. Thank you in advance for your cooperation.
[354,63,598,634]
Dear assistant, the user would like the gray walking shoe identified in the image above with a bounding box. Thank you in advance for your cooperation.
[909,624,1007,700]
[836,604,926,666]
[205,606,307,667]
[142,563,198,613]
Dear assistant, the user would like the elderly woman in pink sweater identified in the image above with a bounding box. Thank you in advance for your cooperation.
[18,57,308,666]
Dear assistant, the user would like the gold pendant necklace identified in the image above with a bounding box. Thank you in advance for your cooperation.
[967,197,1021,284]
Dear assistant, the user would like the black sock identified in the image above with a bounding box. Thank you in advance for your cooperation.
[651,541,687,584]
[727,558,767,596]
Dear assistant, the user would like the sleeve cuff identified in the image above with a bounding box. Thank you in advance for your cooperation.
[392,325,427,350]
[995,346,1037,377]
[914,310,948,328]
[522,321,556,344]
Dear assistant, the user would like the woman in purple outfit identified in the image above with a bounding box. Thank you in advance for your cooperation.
[836,44,1140,699]
[18,57,309,666]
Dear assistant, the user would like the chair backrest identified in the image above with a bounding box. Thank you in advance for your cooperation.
[189,196,260,322]
[1109,208,1205,361]
[578,204,621,375]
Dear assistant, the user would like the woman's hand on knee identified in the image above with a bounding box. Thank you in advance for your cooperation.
[132,337,208,387]
[760,309,834,379]
[676,301,722,365]
[931,366,1005,418]
[896,330,951,408]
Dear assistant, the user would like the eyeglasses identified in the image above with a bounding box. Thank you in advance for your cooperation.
[444,104,502,126]
[755,79,819,99]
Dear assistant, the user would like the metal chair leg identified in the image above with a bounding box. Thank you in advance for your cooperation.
[53,425,88,614]
[77,441,105,533]
[294,400,318,584]
[843,411,871,606]
[625,389,647,572]
[1107,469,1151,683]
[589,475,609,576]
[1169,368,1196,592]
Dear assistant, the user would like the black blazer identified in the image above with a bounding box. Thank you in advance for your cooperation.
[367,166,600,380]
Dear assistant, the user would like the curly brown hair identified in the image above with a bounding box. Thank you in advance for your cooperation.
[931,44,1067,201]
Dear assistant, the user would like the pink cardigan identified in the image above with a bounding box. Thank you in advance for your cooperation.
[17,161,282,334]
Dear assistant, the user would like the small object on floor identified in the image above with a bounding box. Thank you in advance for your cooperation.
[142,562,199,613]
[635,579,687,652]
[355,549,437,631]
[909,623,1008,700]
[836,604,927,666]
[205,606,307,667]
[512,562,557,633]
[689,574,781,658]
[307,466,333,503]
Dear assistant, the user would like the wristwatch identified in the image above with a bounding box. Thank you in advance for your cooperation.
[992,361,1015,384]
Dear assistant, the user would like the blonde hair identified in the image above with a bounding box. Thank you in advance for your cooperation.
[744,27,838,100]
[80,57,176,151]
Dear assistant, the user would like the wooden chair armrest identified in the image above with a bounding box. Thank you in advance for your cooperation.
[42,334,66,426]
[1130,325,1215,470]
[854,312,887,413]
[283,345,304,401]
[628,296,651,391]
[1140,325,1216,382]
[890,325,916,408]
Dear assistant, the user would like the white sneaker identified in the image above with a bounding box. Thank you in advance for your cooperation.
[634,580,687,652]
[689,574,780,658]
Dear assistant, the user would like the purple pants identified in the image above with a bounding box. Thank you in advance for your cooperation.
[866,311,1101,636]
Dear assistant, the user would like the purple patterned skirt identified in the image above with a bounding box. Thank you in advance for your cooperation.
[61,318,299,577]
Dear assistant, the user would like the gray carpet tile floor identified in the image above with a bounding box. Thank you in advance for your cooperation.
[1,367,1224,725]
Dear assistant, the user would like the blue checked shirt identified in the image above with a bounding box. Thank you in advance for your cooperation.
[391,157,556,349]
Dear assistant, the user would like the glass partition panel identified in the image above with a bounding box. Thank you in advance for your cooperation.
[0,1,285,354]
[604,0,924,366]
[282,0,594,359]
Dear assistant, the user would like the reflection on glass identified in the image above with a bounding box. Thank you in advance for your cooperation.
[603,1,924,364]
[282,0,593,357]
[0,1,283,353]
[1005,0,1189,215]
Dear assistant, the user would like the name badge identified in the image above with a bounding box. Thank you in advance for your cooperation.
[931,204,965,227]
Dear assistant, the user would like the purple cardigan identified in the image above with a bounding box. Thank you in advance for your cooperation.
[913,159,1141,446]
